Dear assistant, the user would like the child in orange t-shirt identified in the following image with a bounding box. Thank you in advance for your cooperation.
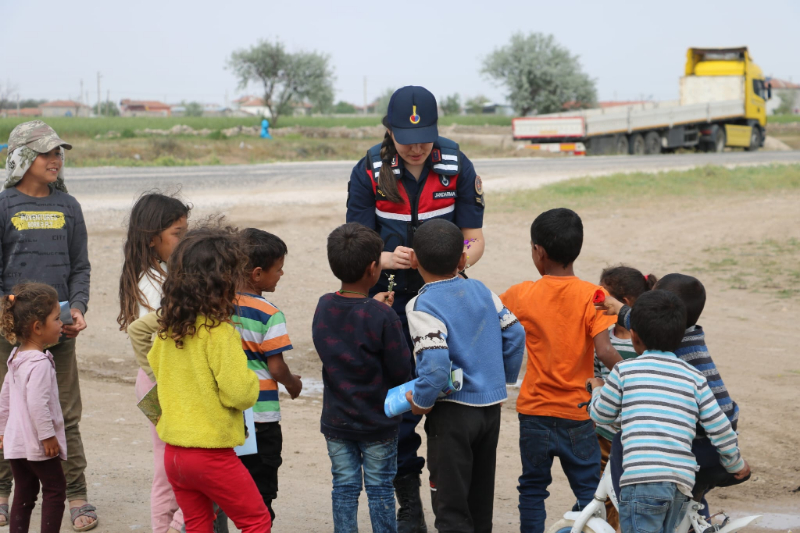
[500,208,621,533]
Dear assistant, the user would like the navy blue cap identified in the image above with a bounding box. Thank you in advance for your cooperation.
[387,86,438,145]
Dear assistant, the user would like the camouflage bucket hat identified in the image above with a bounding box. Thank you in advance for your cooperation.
[8,120,72,153]
[5,121,70,193]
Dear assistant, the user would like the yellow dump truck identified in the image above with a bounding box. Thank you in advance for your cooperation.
[512,47,771,155]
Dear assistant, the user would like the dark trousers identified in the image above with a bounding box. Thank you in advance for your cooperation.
[518,415,601,533]
[239,422,283,521]
[0,338,87,501]
[396,309,424,477]
[9,458,67,533]
[425,402,501,533]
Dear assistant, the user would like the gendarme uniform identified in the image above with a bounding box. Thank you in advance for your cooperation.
[346,93,485,302]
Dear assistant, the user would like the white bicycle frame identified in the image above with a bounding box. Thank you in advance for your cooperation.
[563,463,760,533]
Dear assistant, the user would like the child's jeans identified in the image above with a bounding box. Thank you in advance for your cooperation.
[9,457,66,533]
[135,368,185,532]
[164,445,271,533]
[518,415,601,533]
[325,436,398,533]
[619,482,689,533]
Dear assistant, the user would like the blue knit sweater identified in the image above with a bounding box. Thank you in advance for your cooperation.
[405,277,526,408]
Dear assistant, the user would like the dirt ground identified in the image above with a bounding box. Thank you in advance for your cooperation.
[14,173,800,532]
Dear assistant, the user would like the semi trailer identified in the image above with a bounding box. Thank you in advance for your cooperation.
[512,47,771,155]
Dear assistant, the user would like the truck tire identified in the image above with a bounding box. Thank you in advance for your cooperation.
[615,135,629,155]
[644,131,662,155]
[744,126,761,152]
[629,133,646,155]
[714,129,726,153]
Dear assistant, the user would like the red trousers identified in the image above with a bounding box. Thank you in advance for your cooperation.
[164,445,271,533]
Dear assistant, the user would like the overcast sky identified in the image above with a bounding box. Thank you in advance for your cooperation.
[3,0,799,108]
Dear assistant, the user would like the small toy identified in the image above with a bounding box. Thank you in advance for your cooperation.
[593,290,606,305]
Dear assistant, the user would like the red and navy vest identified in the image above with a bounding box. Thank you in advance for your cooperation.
[366,136,461,294]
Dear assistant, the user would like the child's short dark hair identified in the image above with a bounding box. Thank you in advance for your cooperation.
[1,282,59,345]
[654,273,706,327]
[327,223,384,283]
[413,219,464,276]
[241,228,287,270]
[531,208,583,267]
[600,266,657,304]
[630,290,687,353]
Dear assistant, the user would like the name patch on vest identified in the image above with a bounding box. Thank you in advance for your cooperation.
[433,191,457,200]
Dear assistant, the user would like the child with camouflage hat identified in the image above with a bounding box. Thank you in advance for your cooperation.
[0,121,97,531]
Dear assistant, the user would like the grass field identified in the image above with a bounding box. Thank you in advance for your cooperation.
[766,114,800,124]
[0,114,513,141]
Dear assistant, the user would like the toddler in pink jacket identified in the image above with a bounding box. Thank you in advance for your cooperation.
[0,283,67,533]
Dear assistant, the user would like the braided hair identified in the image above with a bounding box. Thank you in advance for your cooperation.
[377,116,404,204]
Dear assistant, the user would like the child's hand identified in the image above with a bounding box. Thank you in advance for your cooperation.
[373,291,395,307]
[0,435,3,449]
[405,391,433,415]
[286,375,303,399]
[586,378,605,392]
[63,308,87,338]
[596,295,623,316]
[734,460,751,479]
[41,436,59,457]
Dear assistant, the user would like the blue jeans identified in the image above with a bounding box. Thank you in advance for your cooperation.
[619,482,689,533]
[518,415,601,533]
[326,437,398,533]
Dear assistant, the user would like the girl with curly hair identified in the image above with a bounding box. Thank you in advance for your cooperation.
[0,283,66,533]
[146,227,271,532]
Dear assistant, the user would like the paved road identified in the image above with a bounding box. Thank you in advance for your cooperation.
[66,150,800,200]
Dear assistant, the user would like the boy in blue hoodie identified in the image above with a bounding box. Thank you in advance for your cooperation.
[405,219,526,533]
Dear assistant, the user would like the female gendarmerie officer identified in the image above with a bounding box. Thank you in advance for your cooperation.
[346,86,485,533]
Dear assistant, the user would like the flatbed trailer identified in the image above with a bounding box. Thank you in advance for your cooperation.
[512,47,770,155]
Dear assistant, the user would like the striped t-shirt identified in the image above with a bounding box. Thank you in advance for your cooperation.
[593,325,638,441]
[589,350,744,492]
[233,293,293,423]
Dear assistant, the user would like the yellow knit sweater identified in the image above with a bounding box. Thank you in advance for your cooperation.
[148,317,259,448]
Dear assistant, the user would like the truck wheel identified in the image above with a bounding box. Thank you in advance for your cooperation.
[714,129,726,153]
[615,135,629,155]
[644,131,662,155]
[629,134,646,155]
[744,127,761,152]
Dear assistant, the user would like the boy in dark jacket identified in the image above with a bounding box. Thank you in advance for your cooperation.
[312,223,412,533]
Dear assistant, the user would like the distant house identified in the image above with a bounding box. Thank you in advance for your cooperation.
[40,100,91,118]
[353,101,379,114]
[231,96,271,118]
[291,101,314,116]
[120,100,172,117]
[766,77,800,115]
[0,108,41,118]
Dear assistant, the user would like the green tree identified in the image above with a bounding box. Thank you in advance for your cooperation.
[335,101,357,114]
[774,90,797,115]
[374,88,396,117]
[227,39,336,125]
[465,95,489,115]
[482,32,597,115]
[182,101,204,117]
[441,93,461,116]
[92,101,120,116]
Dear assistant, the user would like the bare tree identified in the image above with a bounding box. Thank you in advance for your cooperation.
[0,81,19,110]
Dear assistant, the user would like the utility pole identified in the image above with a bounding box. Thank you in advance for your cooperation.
[16,93,20,115]
[106,90,110,118]
[96,72,102,118]
[363,76,367,115]
[80,79,84,106]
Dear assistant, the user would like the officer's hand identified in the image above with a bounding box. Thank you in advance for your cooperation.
[388,247,413,270]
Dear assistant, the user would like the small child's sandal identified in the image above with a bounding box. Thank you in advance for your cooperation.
[0,503,8,527]
[70,504,98,531]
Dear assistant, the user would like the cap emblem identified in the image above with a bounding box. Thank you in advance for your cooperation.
[409,105,421,125]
